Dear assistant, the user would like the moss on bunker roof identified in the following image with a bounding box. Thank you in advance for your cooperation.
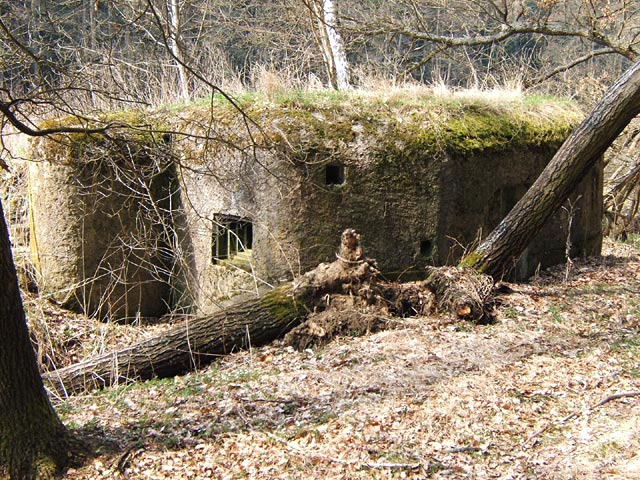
[38,89,583,160]
[165,89,582,157]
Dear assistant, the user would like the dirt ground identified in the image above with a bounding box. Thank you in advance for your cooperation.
[39,239,639,479]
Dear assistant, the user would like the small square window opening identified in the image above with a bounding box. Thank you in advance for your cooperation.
[325,164,345,185]
[420,239,433,257]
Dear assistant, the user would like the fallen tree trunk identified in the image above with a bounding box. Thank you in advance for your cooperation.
[44,229,379,397]
[44,287,306,397]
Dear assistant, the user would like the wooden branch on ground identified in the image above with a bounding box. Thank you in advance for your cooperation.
[594,391,640,408]
[44,287,305,397]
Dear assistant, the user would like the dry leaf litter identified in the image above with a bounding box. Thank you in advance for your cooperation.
[29,239,640,479]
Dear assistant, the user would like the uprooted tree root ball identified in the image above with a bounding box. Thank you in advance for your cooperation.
[284,231,496,350]
[423,266,497,324]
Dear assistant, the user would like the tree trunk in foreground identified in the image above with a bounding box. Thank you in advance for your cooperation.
[45,229,378,397]
[0,199,69,479]
[461,58,640,279]
[45,286,307,396]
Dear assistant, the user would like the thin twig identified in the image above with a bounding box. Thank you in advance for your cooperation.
[115,442,144,477]
[444,446,484,454]
[593,391,640,408]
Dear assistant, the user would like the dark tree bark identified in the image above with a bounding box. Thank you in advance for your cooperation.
[45,229,379,396]
[0,198,69,479]
[45,286,308,396]
[461,58,640,278]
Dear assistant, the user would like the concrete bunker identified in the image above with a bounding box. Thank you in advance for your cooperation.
[28,132,178,320]
[27,94,602,320]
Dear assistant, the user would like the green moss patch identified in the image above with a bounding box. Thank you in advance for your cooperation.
[35,90,581,167]
[163,90,582,165]
[261,286,308,324]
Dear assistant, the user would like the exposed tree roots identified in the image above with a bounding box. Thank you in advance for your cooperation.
[423,266,497,324]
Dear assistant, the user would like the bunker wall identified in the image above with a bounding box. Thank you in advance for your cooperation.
[27,96,601,317]
[29,135,175,320]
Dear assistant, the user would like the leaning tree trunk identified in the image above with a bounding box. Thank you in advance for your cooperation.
[45,229,378,397]
[461,58,640,279]
[0,198,69,479]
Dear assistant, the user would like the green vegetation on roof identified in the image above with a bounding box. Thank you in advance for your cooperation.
[37,89,582,161]
[229,90,578,157]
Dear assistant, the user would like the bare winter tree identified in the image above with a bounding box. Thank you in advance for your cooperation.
[304,0,351,89]
[166,0,191,100]
[0,1,207,474]
[0,11,113,467]
[341,0,639,87]
[603,121,640,238]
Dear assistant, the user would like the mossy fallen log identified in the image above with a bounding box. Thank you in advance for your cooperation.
[44,229,379,396]
[43,229,501,397]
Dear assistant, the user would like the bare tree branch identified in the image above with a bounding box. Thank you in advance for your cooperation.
[0,101,109,137]
[527,48,621,87]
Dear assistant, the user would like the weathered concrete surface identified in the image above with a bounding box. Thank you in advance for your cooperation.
[29,133,175,320]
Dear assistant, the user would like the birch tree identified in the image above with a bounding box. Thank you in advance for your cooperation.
[307,0,350,90]
[166,0,190,100]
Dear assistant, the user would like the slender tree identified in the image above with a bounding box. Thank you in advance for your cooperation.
[306,0,351,89]
[162,0,191,100]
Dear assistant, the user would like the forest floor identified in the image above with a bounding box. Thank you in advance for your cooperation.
[30,238,640,479]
